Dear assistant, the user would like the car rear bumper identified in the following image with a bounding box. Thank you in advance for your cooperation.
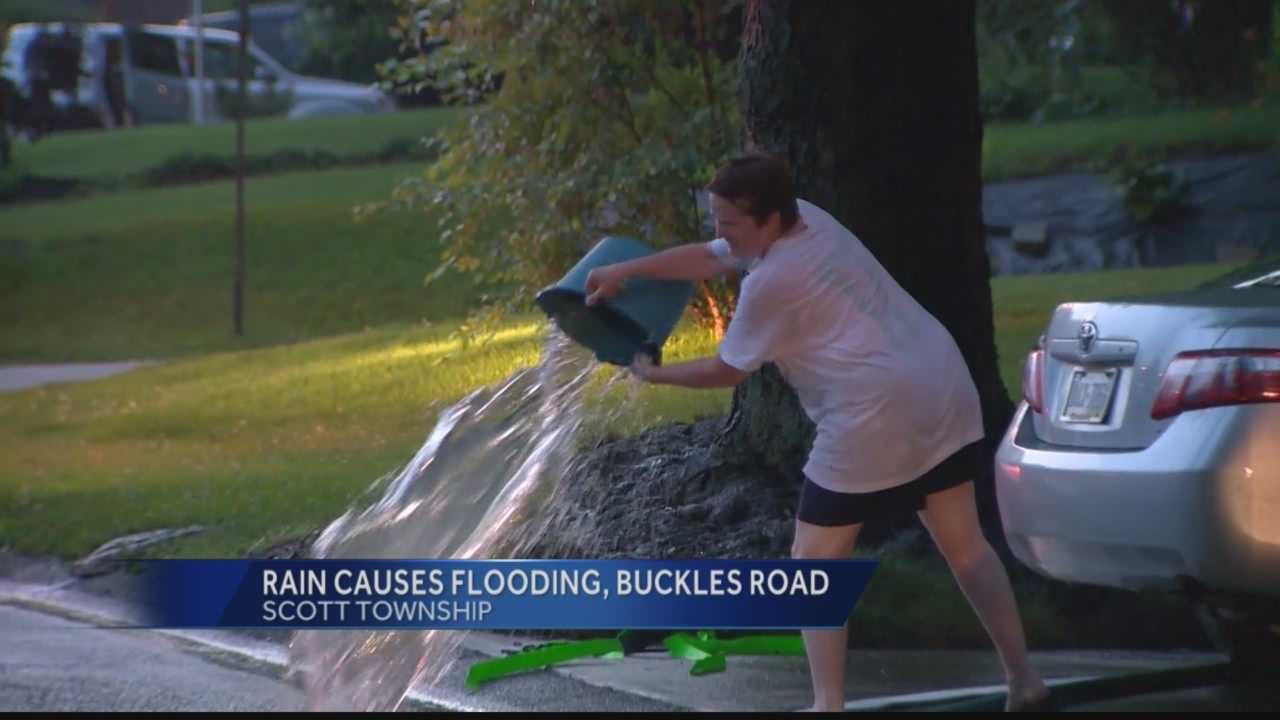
[996,402,1280,598]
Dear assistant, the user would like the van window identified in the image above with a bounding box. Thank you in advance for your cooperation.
[192,40,265,81]
[126,31,182,77]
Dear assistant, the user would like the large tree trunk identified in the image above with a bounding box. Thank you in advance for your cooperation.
[724,0,1014,549]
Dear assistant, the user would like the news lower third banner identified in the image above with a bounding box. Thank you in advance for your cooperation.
[138,559,879,630]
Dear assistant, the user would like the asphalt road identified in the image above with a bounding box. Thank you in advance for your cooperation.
[0,604,303,711]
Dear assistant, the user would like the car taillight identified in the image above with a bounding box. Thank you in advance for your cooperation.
[1022,348,1045,414]
[1152,350,1280,420]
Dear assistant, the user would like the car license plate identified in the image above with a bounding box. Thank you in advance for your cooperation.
[1062,369,1117,423]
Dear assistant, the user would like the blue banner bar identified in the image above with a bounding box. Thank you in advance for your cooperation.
[137,559,878,630]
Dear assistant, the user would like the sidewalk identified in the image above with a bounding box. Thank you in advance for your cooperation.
[0,361,157,392]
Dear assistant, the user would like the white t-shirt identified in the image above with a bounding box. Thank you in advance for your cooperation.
[709,199,984,494]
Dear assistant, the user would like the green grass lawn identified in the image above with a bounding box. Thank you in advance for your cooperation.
[1,162,474,361]
[0,155,1236,393]
[6,107,467,185]
[0,159,734,558]
[983,103,1280,181]
[6,99,1276,189]
[0,317,731,560]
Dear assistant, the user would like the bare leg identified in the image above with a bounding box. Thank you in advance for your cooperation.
[793,518,862,712]
[917,481,1049,711]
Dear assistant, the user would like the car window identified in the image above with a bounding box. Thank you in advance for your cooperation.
[126,31,182,77]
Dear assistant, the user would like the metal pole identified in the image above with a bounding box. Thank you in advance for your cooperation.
[119,25,135,127]
[193,0,205,125]
[233,0,248,336]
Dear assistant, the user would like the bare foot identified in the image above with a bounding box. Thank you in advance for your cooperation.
[1005,682,1052,712]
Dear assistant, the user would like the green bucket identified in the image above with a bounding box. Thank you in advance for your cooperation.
[536,236,694,366]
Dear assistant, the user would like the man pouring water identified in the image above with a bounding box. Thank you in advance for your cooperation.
[583,153,1050,713]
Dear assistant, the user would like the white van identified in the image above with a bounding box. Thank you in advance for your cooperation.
[2,22,396,131]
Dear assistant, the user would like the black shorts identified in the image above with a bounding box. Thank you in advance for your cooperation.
[796,440,984,527]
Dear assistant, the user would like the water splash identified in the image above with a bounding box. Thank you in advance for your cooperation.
[287,328,636,711]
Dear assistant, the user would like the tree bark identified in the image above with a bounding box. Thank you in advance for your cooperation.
[726,0,1014,548]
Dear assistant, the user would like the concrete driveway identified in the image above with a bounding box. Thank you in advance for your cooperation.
[0,362,157,392]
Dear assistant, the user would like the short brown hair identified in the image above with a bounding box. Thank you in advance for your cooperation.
[706,153,799,230]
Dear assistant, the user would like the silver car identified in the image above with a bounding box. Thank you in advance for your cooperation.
[2,22,395,131]
[995,261,1280,658]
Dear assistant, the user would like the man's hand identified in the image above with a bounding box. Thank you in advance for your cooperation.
[585,264,627,306]
[628,352,657,382]
[625,353,749,388]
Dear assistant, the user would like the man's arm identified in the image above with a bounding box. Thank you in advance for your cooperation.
[619,242,733,282]
[586,242,732,305]
[630,354,749,389]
